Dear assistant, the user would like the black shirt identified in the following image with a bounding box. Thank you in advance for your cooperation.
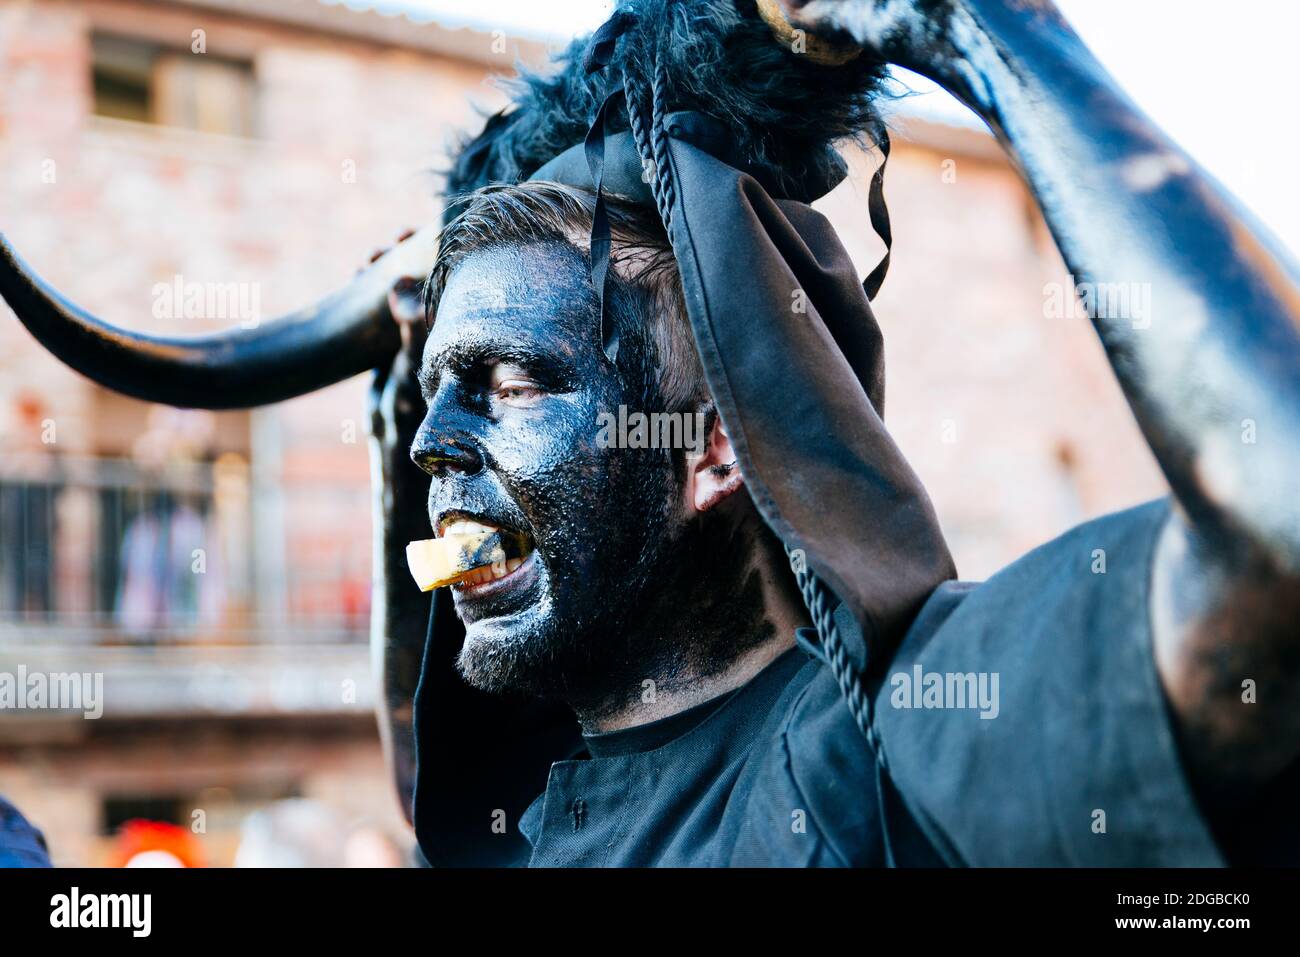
[513,499,1234,866]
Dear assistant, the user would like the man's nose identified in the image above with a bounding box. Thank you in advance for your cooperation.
[411,421,484,477]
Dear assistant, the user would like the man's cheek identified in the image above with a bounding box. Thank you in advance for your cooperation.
[480,416,603,526]
[489,409,610,504]
[486,397,601,468]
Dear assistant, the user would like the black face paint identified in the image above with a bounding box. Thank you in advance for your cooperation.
[412,241,774,718]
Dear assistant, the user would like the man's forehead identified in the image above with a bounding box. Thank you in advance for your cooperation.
[429,242,597,356]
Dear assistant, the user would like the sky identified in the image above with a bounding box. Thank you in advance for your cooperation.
[336,0,1300,254]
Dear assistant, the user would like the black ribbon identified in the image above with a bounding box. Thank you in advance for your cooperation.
[585,84,626,363]
[863,132,893,301]
[582,8,635,74]
[579,8,637,364]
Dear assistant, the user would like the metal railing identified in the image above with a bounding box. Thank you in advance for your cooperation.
[0,454,370,647]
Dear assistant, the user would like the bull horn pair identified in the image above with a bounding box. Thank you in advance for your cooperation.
[0,226,438,410]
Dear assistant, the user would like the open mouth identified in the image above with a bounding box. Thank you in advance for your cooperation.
[437,512,537,592]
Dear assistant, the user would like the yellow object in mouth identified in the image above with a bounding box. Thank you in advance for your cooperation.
[406,529,506,591]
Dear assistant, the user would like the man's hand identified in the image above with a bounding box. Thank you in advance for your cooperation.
[783,0,956,67]
[364,230,435,825]
[783,0,1074,86]
[367,232,429,493]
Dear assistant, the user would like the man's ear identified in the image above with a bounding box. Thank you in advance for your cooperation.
[686,408,745,514]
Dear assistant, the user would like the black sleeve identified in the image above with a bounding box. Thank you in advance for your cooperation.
[870,499,1226,866]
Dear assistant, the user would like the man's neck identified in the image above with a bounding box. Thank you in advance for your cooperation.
[575,507,810,734]
[583,634,794,733]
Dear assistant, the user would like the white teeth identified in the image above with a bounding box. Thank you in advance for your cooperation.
[441,519,498,538]
[459,555,528,589]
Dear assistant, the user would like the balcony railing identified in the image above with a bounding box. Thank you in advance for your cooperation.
[0,453,371,647]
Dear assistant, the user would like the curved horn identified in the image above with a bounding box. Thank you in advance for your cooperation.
[0,226,439,410]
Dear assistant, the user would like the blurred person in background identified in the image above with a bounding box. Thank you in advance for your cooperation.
[114,408,226,639]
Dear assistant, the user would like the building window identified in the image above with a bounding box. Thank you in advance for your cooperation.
[91,33,257,137]
[90,34,153,123]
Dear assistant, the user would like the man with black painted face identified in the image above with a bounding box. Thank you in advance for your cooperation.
[362,0,1300,868]
[411,186,809,728]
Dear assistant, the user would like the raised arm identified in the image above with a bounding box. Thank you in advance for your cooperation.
[790,0,1300,805]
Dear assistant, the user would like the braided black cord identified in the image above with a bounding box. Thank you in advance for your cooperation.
[624,67,655,192]
[622,54,676,234]
[787,546,880,752]
[648,56,676,231]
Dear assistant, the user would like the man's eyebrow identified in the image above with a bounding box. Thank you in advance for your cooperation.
[418,340,569,394]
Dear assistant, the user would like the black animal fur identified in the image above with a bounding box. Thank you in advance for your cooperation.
[442,0,891,222]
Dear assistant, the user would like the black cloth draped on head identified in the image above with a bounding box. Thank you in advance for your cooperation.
[413,2,956,866]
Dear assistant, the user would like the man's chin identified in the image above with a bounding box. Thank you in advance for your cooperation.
[454,608,564,698]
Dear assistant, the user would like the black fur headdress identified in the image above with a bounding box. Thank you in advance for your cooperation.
[445,0,891,214]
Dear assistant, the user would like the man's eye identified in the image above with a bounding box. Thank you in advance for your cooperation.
[491,376,543,406]
[486,362,545,406]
